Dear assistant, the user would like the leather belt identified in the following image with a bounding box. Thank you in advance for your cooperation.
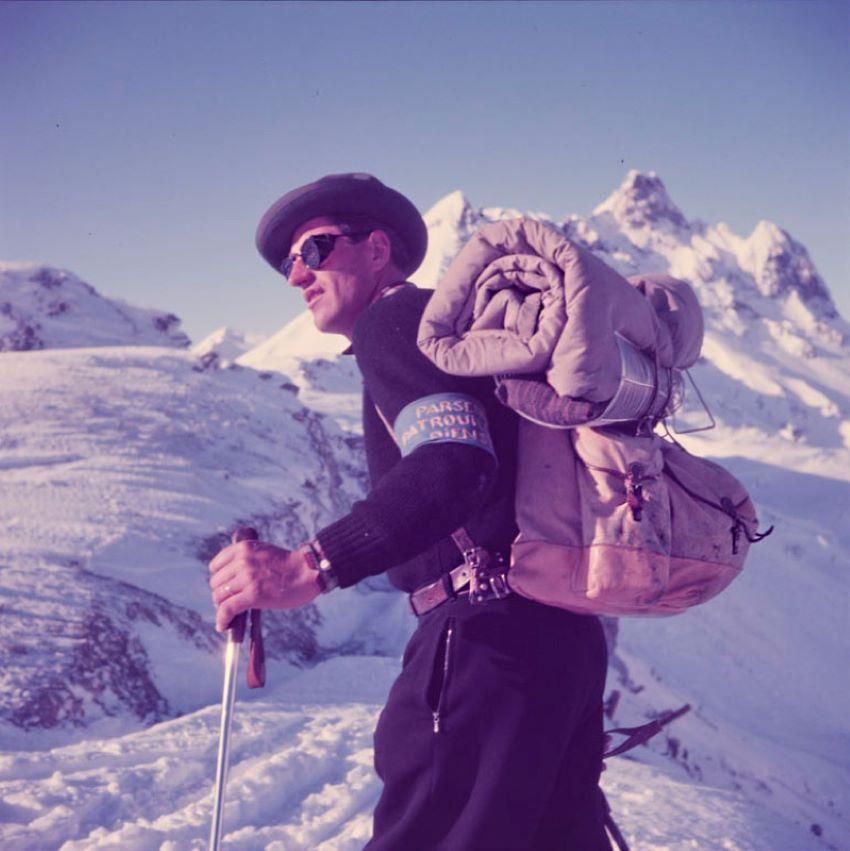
[409,562,474,617]
[409,551,512,617]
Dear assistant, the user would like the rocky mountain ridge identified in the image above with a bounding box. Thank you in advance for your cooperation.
[0,262,190,351]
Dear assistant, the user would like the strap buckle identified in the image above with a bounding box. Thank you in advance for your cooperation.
[465,547,511,604]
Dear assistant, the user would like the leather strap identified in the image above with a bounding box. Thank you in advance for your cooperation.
[450,527,477,555]
[409,561,474,616]
[247,609,265,688]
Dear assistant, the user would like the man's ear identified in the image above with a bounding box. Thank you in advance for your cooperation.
[367,229,393,272]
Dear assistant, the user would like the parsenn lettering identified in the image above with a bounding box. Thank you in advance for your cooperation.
[394,393,496,459]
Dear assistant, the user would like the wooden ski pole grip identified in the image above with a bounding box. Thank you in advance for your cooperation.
[231,526,259,545]
[228,526,265,689]
[225,527,256,642]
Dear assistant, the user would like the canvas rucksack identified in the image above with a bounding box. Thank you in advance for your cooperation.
[415,218,773,617]
[506,416,772,617]
[496,295,772,617]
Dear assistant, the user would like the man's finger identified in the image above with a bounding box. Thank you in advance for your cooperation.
[209,543,238,573]
[209,562,242,591]
[216,588,252,632]
[211,578,244,607]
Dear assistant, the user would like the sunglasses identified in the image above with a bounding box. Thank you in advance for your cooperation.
[280,231,371,280]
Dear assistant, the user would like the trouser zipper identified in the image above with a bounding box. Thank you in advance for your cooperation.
[433,624,454,734]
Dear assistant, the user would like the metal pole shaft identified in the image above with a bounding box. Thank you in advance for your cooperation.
[208,525,257,851]
[209,635,241,851]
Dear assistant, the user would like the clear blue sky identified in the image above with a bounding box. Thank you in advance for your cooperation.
[2,0,848,342]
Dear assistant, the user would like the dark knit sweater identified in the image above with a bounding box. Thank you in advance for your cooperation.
[315,285,519,593]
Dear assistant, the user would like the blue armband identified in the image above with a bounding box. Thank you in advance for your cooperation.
[394,393,496,459]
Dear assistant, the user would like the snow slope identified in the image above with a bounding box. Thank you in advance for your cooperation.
[0,657,824,851]
[237,314,361,433]
[0,263,190,351]
[0,345,412,743]
[2,170,849,849]
[191,327,268,368]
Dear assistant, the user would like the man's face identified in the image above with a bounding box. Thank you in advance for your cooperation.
[286,216,382,339]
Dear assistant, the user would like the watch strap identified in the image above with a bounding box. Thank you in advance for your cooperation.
[303,539,339,593]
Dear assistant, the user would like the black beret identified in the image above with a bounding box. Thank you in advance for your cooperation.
[255,173,428,277]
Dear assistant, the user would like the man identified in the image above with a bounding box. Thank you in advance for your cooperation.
[208,173,611,850]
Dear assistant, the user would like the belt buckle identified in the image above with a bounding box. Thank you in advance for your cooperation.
[465,547,510,605]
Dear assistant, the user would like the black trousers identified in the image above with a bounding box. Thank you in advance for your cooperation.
[365,593,612,851]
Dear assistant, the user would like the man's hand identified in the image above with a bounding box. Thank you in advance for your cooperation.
[208,540,321,632]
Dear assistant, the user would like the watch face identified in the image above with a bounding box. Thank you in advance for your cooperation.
[304,541,337,592]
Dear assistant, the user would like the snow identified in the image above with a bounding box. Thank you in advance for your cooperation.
[2,170,849,849]
[237,314,362,433]
[589,171,693,259]
[0,657,828,850]
[701,332,786,398]
[0,263,190,351]
[192,328,268,367]
[410,189,482,292]
[239,312,348,369]
[0,344,378,737]
[0,654,830,851]
[0,658,397,851]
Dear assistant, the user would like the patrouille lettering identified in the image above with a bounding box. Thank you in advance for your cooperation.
[395,392,496,460]
[414,399,476,418]
[401,425,419,447]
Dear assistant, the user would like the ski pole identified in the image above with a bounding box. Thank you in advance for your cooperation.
[209,526,265,851]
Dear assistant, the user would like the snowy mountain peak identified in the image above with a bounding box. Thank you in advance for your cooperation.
[239,310,349,370]
[743,221,836,315]
[0,262,190,351]
[423,189,477,230]
[412,190,483,290]
[191,325,267,366]
[593,169,689,230]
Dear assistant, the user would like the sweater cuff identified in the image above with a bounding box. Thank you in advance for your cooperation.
[315,508,394,589]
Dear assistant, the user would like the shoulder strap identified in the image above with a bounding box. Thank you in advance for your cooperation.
[373,402,395,439]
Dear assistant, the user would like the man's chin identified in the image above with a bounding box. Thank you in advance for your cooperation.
[310,308,341,336]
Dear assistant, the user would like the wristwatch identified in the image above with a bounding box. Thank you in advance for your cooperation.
[302,539,339,594]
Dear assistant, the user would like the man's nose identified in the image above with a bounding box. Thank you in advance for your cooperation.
[287,256,312,288]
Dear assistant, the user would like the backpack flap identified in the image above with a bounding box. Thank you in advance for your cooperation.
[572,427,670,606]
[509,421,675,616]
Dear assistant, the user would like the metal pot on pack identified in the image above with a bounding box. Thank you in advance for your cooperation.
[493,335,683,431]
[591,335,682,427]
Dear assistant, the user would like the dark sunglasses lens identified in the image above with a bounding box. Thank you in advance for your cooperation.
[280,233,346,279]
[301,236,324,269]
